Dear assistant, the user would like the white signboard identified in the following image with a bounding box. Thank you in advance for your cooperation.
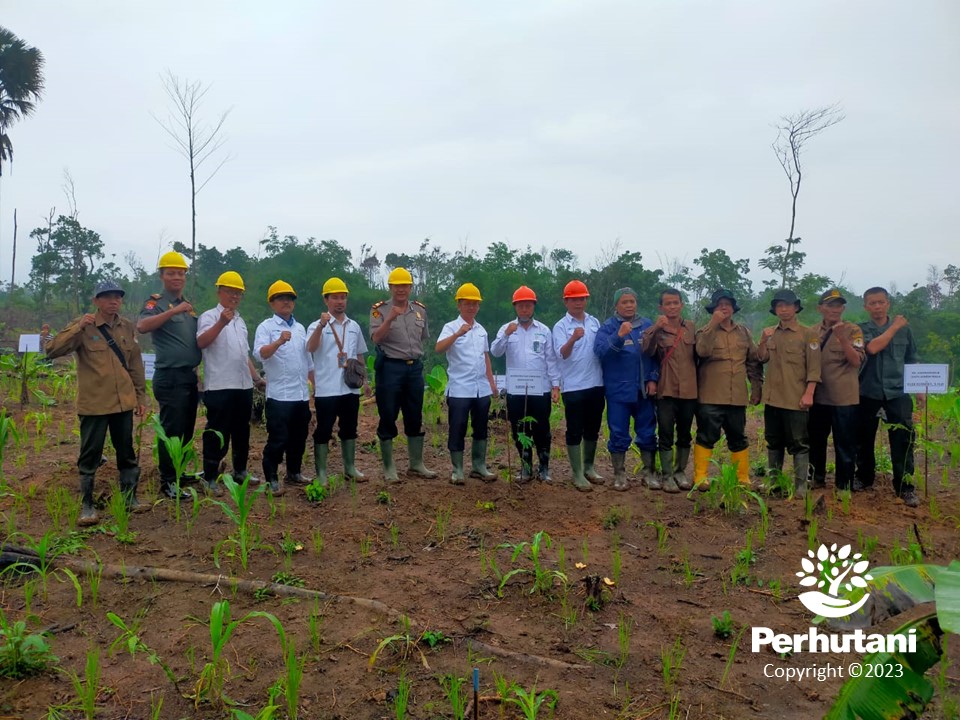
[903,363,949,394]
[18,334,41,353]
[142,353,157,381]
[506,370,545,395]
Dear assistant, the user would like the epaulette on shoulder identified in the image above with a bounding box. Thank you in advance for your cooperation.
[149,293,162,300]
[372,300,387,309]
[412,300,426,309]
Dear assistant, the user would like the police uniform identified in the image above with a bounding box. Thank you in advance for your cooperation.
[809,294,865,490]
[369,299,429,440]
[139,290,201,491]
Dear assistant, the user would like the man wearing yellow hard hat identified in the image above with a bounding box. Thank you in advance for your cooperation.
[254,280,312,495]
[196,271,265,495]
[369,267,436,482]
[435,283,498,485]
[137,250,201,499]
[307,277,369,486]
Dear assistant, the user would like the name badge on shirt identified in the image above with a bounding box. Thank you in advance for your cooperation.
[532,340,542,353]
[337,352,348,368]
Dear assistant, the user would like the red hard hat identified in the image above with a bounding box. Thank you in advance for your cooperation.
[563,280,590,299]
[512,286,538,304]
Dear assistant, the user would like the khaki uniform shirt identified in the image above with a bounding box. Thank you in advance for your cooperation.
[369,300,429,360]
[757,321,821,410]
[642,320,697,400]
[812,320,864,406]
[138,290,201,369]
[46,311,146,416]
[695,321,762,406]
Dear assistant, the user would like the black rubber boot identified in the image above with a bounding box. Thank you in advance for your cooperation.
[78,475,99,527]
[119,467,144,512]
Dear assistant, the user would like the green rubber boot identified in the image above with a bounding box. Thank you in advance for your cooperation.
[342,438,365,481]
[641,450,661,489]
[470,439,496,482]
[380,438,400,483]
[450,451,465,485]
[659,449,679,493]
[582,440,604,484]
[567,445,593,492]
[611,452,628,491]
[407,435,437,478]
[313,442,329,487]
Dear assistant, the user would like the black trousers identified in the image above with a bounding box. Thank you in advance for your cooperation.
[695,403,748,452]
[313,394,361,443]
[657,397,697,451]
[375,358,425,440]
[447,396,491,452]
[263,399,311,479]
[78,411,137,476]
[152,367,199,483]
[202,388,253,480]
[507,392,552,462]
[809,403,857,489]
[856,394,915,493]
[764,405,810,455]
[561,386,605,446]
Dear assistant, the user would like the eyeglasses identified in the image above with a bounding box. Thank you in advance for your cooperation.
[219,288,244,298]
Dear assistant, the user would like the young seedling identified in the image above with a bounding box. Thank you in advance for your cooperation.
[210,473,268,571]
[107,610,181,692]
[367,615,430,671]
[434,504,452,544]
[711,610,735,639]
[393,673,412,720]
[504,679,559,720]
[660,636,685,693]
[646,521,669,553]
[0,608,59,678]
[107,488,137,544]
[151,415,201,523]
[439,674,469,720]
[498,531,567,597]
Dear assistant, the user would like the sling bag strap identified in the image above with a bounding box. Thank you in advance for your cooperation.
[659,322,686,367]
[819,327,834,352]
[98,324,130,372]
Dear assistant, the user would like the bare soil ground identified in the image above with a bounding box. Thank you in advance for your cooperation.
[1,395,958,720]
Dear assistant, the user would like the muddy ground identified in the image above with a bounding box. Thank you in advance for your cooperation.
[1,393,958,720]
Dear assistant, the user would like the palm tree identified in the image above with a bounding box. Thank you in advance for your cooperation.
[0,26,45,176]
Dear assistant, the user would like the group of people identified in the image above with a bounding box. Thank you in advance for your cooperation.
[43,251,923,527]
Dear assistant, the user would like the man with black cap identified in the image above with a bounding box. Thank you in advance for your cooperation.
[693,289,763,489]
[809,289,864,491]
[756,289,821,496]
[46,280,147,526]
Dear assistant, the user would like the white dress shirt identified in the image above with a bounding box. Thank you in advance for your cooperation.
[552,312,603,392]
[437,317,492,399]
[254,315,310,401]
[307,315,368,398]
[490,318,560,391]
[197,304,253,391]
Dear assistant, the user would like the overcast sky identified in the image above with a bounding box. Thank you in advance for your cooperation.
[1,1,958,295]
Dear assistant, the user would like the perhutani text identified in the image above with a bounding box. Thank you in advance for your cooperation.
[751,627,917,654]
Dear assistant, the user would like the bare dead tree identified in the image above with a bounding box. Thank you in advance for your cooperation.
[152,71,231,294]
[770,104,844,288]
[62,168,78,219]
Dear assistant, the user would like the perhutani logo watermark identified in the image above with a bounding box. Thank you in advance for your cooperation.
[751,543,916,655]
[796,543,872,618]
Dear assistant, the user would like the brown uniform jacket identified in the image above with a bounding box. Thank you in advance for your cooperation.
[641,320,697,400]
[757,321,821,410]
[46,311,147,416]
[811,320,864,406]
[695,321,762,406]
[369,300,429,360]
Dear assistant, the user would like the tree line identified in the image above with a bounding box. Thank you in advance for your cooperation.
[2,219,958,380]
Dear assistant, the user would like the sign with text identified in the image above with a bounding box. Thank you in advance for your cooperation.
[142,353,157,381]
[18,334,41,353]
[506,370,545,395]
[903,363,949,394]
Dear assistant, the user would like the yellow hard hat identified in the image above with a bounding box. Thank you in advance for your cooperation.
[455,282,482,302]
[387,267,413,285]
[215,271,246,291]
[158,251,189,270]
[322,277,349,296]
[267,279,297,301]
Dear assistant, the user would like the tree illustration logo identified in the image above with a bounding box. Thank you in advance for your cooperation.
[796,543,872,618]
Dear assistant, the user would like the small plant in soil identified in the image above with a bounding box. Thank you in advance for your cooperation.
[857,529,879,558]
[393,672,412,720]
[360,534,374,560]
[476,499,496,511]
[151,415,200,523]
[730,530,756,585]
[504,679,559,720]
[312,529,324,555]
[889,538,924,565]
[439,674,469,720]
[304,476,329,503]
[0,608,59,678]
[602,505,628,529]
[701,462,768,516]
[389,523,400,549]
[616,611,633,670]
[367,615,429,670]
[711,610,735,639]
[107,487,137,544]
[3,529,68,598]
[211,473,268,571]
[308,601,324,655]
[807,518,819,552]
[106,610,181,692]
[497,530,567,597]
[660,636,685,693]
[421,629,449,649]
[646,521,669,553]
[434,503,452,544]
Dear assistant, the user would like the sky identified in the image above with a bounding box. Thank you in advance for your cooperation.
[1,0,958,295]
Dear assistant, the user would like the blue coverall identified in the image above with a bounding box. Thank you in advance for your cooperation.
[594,316,660,454]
